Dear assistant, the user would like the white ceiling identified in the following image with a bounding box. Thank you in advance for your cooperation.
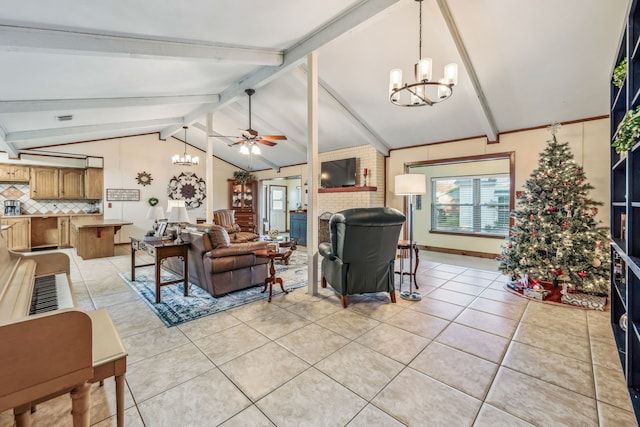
[0,0,629,171]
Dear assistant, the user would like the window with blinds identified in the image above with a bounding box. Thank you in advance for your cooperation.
[431,174,510,236]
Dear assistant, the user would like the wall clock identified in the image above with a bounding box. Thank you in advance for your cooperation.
[167,172,206,209]
[136,171,153,186]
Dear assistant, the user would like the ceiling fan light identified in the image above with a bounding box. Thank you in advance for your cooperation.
[251,144,261,155]
[192,156,199,165]
[417,58,432,82]
[172,154,180,163]
[444,63,458,86]
[239,144,250,155]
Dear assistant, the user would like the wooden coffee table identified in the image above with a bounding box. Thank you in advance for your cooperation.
[254,248,293,302]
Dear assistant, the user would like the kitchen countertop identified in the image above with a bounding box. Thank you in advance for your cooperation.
[0,213,103,218]
[71,219,133,228]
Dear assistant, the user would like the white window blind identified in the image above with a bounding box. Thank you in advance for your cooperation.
[431,174,510,236]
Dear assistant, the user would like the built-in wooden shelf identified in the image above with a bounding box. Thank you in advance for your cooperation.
[318,186,377,193]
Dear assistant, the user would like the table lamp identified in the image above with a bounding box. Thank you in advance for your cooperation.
[168,206,190,244]
[146,206,165,235]
[166,199,186,216]
[395,173,426,301]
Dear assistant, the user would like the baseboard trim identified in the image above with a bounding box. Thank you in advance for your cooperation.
[420,245,499,260]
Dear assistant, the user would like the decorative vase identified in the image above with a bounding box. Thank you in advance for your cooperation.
[268,229,279,239]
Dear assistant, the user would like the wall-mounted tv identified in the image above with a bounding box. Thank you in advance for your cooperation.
[321,157,356,188]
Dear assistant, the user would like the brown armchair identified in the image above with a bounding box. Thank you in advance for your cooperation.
[213,209,259,243]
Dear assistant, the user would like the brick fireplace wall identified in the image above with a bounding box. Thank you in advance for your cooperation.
[318,145,384,215]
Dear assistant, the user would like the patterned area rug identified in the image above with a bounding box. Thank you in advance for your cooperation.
[119,251,308,327]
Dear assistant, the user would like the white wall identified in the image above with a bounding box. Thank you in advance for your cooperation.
[386,119,611,255]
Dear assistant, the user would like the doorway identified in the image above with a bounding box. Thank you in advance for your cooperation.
[260,176,302,234]
[269,185,287,232]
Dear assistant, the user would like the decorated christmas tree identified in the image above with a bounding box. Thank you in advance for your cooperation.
[499,126,610,296]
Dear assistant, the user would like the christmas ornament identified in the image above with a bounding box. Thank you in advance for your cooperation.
[519,258,527,265]
[562,222,568,227]
[591,258,602,267]
[530,214,535,220]
[578,271,587,278]
[549,206,556,212]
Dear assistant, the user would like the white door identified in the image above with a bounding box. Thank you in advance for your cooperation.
[269,185,287,232]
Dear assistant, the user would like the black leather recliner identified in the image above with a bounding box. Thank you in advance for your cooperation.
[318,207,406,308]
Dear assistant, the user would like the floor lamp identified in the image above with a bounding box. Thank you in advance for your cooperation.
[395,173,426,301]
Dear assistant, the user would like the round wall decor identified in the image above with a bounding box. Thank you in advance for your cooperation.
[136,171,153,186]
[167,172,206,209]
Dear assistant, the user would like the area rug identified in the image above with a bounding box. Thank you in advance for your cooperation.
[119,251,308,327]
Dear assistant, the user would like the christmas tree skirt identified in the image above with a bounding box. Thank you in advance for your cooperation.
[504,281,607,311]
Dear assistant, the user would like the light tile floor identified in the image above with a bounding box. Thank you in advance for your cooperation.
[1,248,637,426]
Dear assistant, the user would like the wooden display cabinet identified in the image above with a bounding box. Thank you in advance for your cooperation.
[228,179,257,232]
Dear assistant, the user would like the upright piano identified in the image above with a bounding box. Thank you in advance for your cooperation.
[0,232,126,426]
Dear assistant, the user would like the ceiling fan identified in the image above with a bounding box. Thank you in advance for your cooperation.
[219,89,287,152]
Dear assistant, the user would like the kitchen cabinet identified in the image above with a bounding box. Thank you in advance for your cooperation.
[228,179,257,232]
[59,168,84,199]
[1,217,31,251]
[85,167,103,200]
[30,167,59,199]
[58,216,70,247]
[0,165,30,182]
[289,211,307,246]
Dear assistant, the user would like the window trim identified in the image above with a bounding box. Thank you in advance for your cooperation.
[404,152,515,240]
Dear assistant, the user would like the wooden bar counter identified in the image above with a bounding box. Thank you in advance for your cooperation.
[70,218,133,259]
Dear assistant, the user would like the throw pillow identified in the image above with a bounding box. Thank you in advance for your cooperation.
[206,225,231,248]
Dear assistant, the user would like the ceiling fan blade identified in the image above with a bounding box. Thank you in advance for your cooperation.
[260,135,287,140]
[212,135,242,138]
[257,139,278,147]
[230,140,245,146]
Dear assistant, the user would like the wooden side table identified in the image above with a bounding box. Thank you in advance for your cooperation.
[395,240,419,291]
[130,237,189,303]
[254,248,292,302]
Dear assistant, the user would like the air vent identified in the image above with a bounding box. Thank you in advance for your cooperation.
[55,115,73,122]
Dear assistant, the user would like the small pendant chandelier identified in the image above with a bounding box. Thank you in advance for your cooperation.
[389,0,458,107]
[172,126,199,166]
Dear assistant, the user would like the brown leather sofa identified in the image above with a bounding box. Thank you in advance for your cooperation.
[165,224,269,297]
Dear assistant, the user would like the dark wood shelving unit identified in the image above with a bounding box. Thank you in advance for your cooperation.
[610,1,640,422]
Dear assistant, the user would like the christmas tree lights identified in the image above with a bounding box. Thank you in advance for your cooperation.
[499,125,610,296]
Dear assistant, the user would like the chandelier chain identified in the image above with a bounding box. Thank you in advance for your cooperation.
[418,0,422,60]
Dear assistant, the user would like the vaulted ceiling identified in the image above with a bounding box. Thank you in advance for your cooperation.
[0,0,629,171]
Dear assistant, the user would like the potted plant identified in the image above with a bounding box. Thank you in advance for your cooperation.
[613,57,627,88]
[613,105,640,153]
[233,170,254,185]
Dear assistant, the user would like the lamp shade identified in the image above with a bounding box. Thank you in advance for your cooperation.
[166,199,186,215]
[168,206,190,223]
[146,206,165,220]
[395,174,426,195]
